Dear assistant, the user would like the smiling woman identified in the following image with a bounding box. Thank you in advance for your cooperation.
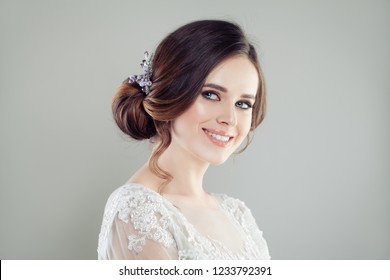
[171,56,258,164]
[97,20,270,260]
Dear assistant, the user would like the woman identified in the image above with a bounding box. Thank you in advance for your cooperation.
[98,20,270,260]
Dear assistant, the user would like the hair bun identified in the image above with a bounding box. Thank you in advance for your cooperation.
[112,82,156,140]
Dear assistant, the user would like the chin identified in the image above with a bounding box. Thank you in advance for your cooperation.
[205,154,231,165]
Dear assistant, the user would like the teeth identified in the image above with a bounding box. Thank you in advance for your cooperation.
[205,130,230,142]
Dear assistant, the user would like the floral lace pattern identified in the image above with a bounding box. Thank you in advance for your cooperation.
[98,184,270,260]
[120,187,175,252]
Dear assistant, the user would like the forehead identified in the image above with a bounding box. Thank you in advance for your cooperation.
[204,56,259,95]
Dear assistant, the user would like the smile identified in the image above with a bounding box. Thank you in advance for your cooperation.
[202,128,233,147]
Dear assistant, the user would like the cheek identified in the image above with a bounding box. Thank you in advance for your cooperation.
[181,99,210,125]
[173,99,209,134]
[239,113,253,135]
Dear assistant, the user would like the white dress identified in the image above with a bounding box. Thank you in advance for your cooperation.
[98,183,270,260]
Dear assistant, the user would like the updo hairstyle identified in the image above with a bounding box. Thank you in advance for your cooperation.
[112,20,266,182]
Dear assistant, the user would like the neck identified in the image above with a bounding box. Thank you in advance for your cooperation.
[151,141,210,197]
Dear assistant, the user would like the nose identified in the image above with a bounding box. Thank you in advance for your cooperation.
[217,104,237,127]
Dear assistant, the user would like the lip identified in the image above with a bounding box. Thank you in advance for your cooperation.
[202,128,234,148]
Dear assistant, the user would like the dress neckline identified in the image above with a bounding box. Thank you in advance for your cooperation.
[121,182,250,258]
[123,182,223,210]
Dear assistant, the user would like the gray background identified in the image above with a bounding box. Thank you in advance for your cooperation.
[0,0,389,259]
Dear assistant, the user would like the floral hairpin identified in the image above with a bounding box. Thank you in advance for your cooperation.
[129,51,153,95]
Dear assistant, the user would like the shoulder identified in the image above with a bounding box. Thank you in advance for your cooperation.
[103,183,166,223]
[98,183,177,257]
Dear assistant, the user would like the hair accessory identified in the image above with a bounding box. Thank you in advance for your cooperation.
[129,51,153,95]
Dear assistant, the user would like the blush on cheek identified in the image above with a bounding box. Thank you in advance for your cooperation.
[172,98,207,136]
[188,98,209,120]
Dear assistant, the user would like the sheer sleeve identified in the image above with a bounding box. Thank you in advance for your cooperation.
[105,213,178,259]
[98,185,178,260]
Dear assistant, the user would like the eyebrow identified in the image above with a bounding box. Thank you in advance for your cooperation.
[203,83,256,100]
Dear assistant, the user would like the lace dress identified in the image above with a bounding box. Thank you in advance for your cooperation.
[97,183,270,260]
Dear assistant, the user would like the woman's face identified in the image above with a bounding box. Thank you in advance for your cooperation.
[171,55,259,165]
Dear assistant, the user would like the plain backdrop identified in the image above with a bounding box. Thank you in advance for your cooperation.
[0,0,389,259]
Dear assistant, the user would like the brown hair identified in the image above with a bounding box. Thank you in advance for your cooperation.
[112,20,266,184]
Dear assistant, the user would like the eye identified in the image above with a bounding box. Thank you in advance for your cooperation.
[202,91,220,101]
[236,100,253,110]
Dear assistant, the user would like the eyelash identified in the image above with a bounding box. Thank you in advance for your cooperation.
[202,91,220,101]
[236,101,253,110]
[201,91,253,110]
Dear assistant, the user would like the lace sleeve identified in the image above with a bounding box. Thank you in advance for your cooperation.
[105,212,178,259]
[98,185,178,260]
